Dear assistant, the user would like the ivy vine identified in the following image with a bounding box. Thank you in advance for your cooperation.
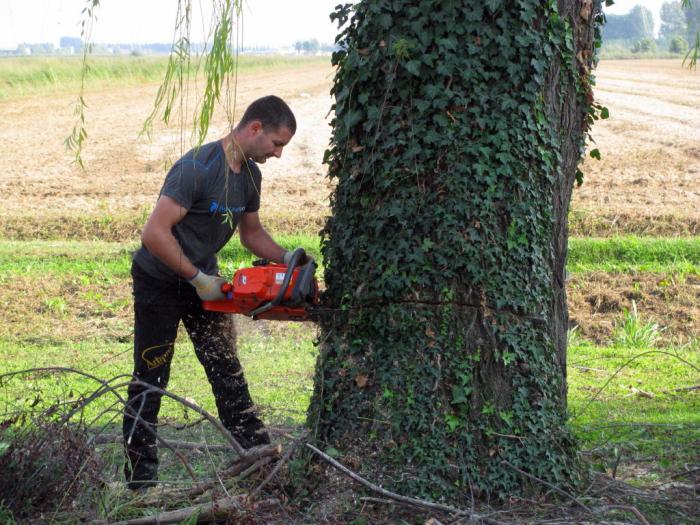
[310,0,597,501]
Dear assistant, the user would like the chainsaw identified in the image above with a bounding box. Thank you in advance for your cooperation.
[202,248,321,321]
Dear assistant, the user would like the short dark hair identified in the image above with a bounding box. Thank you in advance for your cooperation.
[238,95,296,134]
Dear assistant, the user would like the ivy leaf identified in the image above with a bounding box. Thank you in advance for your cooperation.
[445,414,461,432]
[451,386,472,405]
[600,106,610,119]
[485,0,503,13]
[325,447,341,458]
[589,148,601,160]
[405,60,421,76]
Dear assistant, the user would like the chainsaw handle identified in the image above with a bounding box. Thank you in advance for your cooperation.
[249,248,307,318]
[220,282,233,299]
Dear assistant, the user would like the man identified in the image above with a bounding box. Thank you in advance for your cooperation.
[122,95,299,490]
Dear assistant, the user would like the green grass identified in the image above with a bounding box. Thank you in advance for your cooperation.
[0,237,322,279]
[0,55,329,101]
[568,342,699,469]
[568,236,700,274]
[0,325,317,428]
[0,241,134,279]
[1,236,698,279]
[1,236,698,472]
[2,322,696,471]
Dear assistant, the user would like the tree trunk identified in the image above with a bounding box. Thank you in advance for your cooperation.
[309,0,599,500]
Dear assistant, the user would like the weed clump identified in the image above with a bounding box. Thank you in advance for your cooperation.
[0,417,104,521]
[614,300,665,348]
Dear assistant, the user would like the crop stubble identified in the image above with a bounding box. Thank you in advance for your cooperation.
[572,59,700,235]
[1,59,698,238]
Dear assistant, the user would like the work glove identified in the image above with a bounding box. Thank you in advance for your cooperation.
[283,248,310,267]
[189,270,227,301]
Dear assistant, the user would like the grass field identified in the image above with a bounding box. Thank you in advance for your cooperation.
[1,237,698,466]
[0,55,329,101]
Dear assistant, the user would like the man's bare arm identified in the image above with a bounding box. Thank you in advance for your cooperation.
[141,195,198,279]
[238,211,287,263]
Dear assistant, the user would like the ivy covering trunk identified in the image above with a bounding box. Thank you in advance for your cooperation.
[309,0,601,500]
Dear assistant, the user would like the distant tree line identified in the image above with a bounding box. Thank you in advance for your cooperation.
[7,36,330,57]
[602,1,700,54]
[293,38,336,54]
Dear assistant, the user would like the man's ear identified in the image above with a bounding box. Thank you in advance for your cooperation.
[250,120,263,135]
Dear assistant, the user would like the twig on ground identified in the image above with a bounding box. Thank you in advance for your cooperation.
[594,505,652,525]
[108,495,279,525]
[669,466,700,480]
[247,432,307,502]
[92,433,232,452]
[500,460,592,513]
[666,384,700,393]
[306,443,505,524]
[183,444,282,499]
[237,456,274,481]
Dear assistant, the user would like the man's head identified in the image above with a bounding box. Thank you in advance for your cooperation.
[235,95,296,163]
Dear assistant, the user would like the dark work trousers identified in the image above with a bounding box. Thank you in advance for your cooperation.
[122,262,268,487]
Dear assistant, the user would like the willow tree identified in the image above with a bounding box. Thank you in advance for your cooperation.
[308,0,601,500]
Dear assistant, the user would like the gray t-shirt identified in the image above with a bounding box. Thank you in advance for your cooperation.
[133,141,262,281]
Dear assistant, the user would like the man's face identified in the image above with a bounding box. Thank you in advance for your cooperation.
[248,123,294,164]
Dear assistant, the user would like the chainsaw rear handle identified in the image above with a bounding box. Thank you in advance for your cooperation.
[248,248,312,319]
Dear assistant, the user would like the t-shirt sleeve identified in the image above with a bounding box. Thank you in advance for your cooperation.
[160,159,201,210]
[244,162,262,213]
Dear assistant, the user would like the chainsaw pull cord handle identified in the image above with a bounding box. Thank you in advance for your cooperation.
[249,247,305,319]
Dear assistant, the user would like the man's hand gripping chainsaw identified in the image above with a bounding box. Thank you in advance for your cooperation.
[202,248,320,321]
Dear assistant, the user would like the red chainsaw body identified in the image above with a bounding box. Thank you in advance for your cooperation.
[202,263,319,321]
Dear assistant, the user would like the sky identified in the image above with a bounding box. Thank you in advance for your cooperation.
[0,0,345,50]
[0,0,672,51]
[604,0,668,34]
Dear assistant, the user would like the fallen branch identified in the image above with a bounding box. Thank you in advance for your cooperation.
[109,495,279,525]
[306,443,504,524]
[185,444,282,499]
[500,460,592,513]
[501,459,593,514]
[669,466,700,480]
[594,505,652,525]
[247,432,306,503]
[92,433,232,452]
[666,384,700,393]
[238,456,274,481]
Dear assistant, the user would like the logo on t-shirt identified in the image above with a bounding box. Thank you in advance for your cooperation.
[209,201,246,214]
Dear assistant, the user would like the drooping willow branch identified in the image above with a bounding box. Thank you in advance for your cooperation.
[66,0,245,167]
[64,0,100,168]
